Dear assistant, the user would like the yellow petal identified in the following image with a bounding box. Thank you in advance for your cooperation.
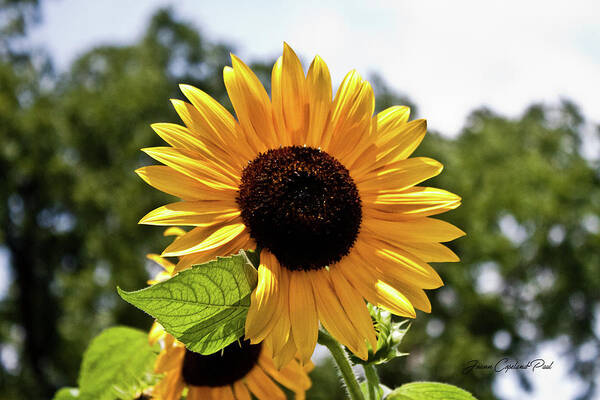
[245,252,283,343]
[355,238,443,289]
[259,353,311,392]
[245,366,286,400]
[169,94,250,160]
[309,269,368,359]
[269,268,292,355]
[170,98,251,165]
[135,166,232,201]
[375,119,427,164]
[211,385,235,400]
[341,122,376,171]
[170,98,206,135]
[374,105,411,146]
[153,370,185,400]
[139,200,240,226]
[233,381,252,400]
[329,266,378,351]
[187,386,213,400]
[355,118,427,178]
[280,43,308,145]
[303,361,315,373]
[306,55,332,148]
[325,70,374,160]
[386,281,432,313]
[163,227,186,237]
[288,271,319,363]
[162,222,245,257]
[143,147,239,190]
[363,217,466,243]
[271,56,289,146]
[151,122,244,174]
[271,333,298,369]
[357,157,443,194]
[225,55,278,151]
[364,186,462,219]
[339,255,416,318]
[154,345,184,374]
[375,280,417,318]
[178,84,238,145]
[399,241,460,263]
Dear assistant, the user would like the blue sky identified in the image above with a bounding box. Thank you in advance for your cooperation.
[28,0,600,140]
[19,1,600,398]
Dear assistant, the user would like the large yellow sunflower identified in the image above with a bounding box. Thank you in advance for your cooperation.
[138,43,464,366]
[145,236,312,400]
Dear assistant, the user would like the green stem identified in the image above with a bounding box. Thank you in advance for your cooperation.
[317,330,364,400]
[363,363,380,400]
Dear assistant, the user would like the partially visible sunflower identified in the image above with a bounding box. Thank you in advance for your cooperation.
[149,324,311,400]
[145,236,312,400]
[138,43,464,365]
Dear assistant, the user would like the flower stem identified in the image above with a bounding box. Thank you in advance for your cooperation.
[317,330,364,400]
[363,363,380,400]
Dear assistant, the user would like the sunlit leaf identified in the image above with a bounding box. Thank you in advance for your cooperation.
[118,250,258,354]
[78,327,158,400]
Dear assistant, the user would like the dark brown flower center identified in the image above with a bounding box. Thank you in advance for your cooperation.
[181,341,262,387]
[237,146,362,271]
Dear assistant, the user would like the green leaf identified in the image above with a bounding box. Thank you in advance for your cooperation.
[52,388,80,400]
[118,250,258,355]
[386,382,478,400]
[78,326,158,400]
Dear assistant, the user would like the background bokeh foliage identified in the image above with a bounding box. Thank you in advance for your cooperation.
[1,2,599,399]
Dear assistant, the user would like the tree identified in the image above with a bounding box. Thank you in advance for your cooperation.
[0,8,232,399]
[378,100,600,400]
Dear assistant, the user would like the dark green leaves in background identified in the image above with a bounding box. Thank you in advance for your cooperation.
[118,250,258,354]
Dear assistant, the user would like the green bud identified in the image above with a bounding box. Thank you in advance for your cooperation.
[348,304,410,365]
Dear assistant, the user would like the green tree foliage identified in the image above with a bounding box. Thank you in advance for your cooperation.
[379,101,600,400]
[1,5,599,400]
[1,7,231,399]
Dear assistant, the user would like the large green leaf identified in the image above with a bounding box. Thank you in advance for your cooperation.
[118,250,258,354]
[78,326,158,400]
[387,382,477,400]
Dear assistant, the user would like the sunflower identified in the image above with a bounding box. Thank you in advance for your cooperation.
[137,43,464,365]
[148,322,312,400]
[145,241,312,400]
